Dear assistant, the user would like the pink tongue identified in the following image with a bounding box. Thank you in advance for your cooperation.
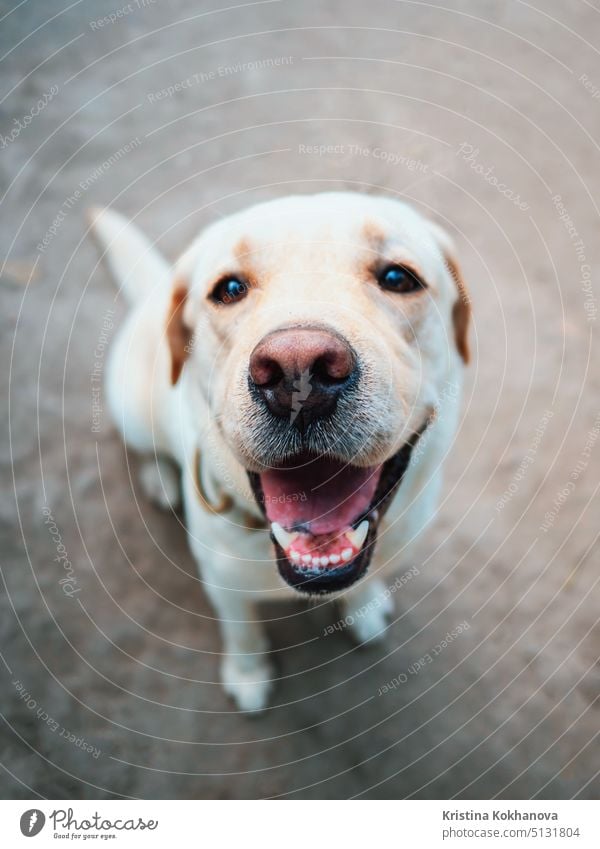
[260,456,381,534]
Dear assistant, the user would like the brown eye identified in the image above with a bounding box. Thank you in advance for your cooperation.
[378,264,426,294]
[210,276,249,305]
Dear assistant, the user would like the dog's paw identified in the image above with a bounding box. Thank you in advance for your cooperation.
[342,579,394,645]
[221,655,275,713]
[139,458,180,510]
[348,605,390,644]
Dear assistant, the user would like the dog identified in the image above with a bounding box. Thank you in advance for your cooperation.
[89,192,470,711]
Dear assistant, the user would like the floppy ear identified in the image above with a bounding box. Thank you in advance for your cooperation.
[428,222,471,365]
[166,279,193,384]
[445,254,471,365]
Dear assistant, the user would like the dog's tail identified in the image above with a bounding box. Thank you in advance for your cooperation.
[87,206,170,304]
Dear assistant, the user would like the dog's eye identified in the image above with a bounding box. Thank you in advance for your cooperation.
[378,264,426,294]
[210,276,249,305]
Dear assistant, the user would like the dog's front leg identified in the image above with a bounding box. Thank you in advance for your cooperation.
[202,579,274,712]
[339,575,394,645]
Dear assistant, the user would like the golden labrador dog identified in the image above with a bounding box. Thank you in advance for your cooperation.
[90,193,470,711]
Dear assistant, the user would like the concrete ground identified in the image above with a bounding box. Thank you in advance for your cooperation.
[1,0,599,799]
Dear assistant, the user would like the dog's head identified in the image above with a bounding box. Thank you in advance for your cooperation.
[167,193,470,593]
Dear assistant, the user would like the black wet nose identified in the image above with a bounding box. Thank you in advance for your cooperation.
[248,327,356,427]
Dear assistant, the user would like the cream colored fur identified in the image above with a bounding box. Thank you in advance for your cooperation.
[90,193,467,711]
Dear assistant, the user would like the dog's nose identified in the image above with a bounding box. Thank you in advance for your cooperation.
[249,327,356,426]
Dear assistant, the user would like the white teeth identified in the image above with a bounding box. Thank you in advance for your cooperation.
[346,520,369,550]
[271,522,299,550]
[273,519,369,570]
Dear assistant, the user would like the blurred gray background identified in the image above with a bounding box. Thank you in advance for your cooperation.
[1,0,599,799]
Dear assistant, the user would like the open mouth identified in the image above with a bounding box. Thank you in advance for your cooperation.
[248,418,430,594]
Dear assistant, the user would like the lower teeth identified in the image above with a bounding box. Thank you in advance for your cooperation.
[289,547,357,568]
[272,520,370,569]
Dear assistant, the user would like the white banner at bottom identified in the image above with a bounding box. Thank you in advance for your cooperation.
[0,800,597,848]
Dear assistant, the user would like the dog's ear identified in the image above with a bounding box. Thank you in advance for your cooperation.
[166,279,193,384]
[444,251,471,365]
[428,222,471,365]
